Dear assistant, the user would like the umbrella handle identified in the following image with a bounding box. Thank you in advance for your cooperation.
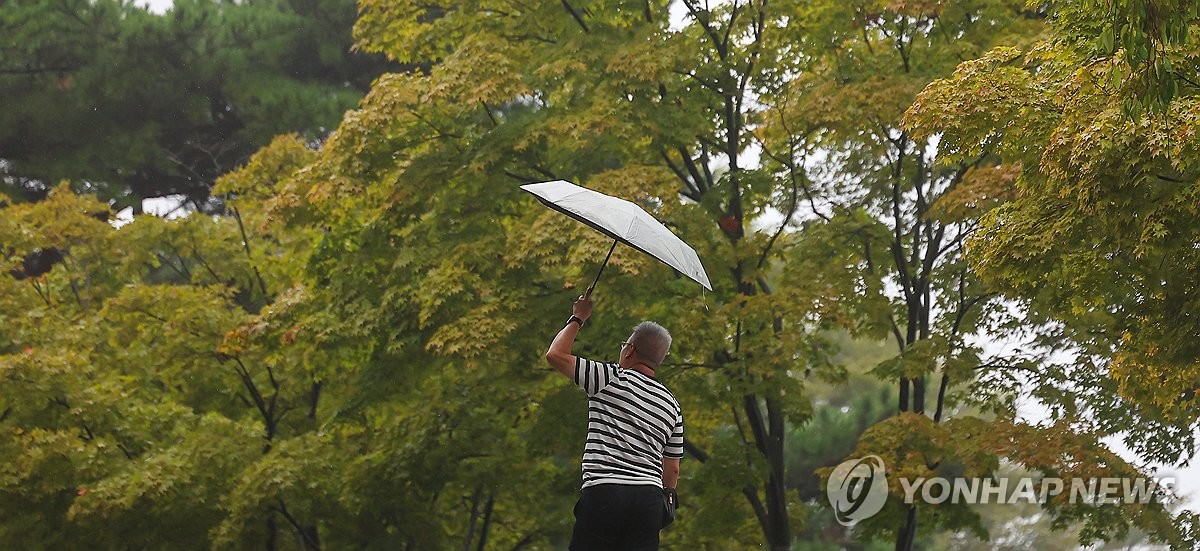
[584,240,618,300]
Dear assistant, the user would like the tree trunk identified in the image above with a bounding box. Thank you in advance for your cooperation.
[302,525,321,550]
[267,515,278,551]
[463,485,484,551]
[743,394,791,549]
[895,505,917,551]
[476,494,495,551]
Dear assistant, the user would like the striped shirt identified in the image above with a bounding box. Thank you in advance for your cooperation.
[574,357,684,488]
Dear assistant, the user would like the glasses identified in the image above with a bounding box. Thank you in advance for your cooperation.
[620,342,634,350]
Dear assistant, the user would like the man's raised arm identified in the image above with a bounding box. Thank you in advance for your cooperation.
[544,297,592,380]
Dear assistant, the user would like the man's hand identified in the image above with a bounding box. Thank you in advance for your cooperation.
[546,297,593,380]
[572,296,593,323]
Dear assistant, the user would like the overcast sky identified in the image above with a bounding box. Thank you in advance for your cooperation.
[143,0,173,14]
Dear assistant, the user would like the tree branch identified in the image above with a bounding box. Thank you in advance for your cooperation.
[756,158,799,271]
[677,145,712,193]
[502,169,540,183]
[742,484,770,541]
[230,205,271,303]
[274,498,321,550]
[864,239,907,352]
[659,149,702,201]
[681,0,727,59]
[560,0,590,32]
[29,279,51,306]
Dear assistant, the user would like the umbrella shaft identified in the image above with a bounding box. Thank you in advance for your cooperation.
[585,240,618,299]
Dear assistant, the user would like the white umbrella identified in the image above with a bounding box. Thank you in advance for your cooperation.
[520,180,712,296]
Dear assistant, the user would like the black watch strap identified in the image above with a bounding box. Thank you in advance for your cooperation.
[567,315,585,327]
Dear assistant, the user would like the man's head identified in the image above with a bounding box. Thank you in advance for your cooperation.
[619,321,672,371]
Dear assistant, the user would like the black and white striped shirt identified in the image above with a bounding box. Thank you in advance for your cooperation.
[574,357,684,488]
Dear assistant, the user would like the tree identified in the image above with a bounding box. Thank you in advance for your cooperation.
[336,0,845,546]
[0,184,275,547]
[788,334,896,549]
[270,0,1195,547]
[3,0,1198,548]
[903,0,1200,470]
[791,335,1179,550]
[316,0,1193,548]
[0,0,393,208]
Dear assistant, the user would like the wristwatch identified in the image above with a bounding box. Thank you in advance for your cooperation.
[566,315,585,327]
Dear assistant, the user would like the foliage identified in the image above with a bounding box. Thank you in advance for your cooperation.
[903,0,1200,470]
[3,0,1199,548]
[0,0,393,207]
[1047,0,1200,116]
[0,182,279,546]
[758,0,1194,547]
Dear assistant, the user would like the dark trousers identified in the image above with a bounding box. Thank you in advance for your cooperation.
[569,484,662,550]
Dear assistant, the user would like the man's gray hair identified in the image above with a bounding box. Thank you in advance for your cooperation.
[630,321,672,367]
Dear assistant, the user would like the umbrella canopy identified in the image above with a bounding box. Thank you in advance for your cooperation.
[520,180,712,293]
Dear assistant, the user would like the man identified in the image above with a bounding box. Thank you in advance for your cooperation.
[544,295,684,551]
